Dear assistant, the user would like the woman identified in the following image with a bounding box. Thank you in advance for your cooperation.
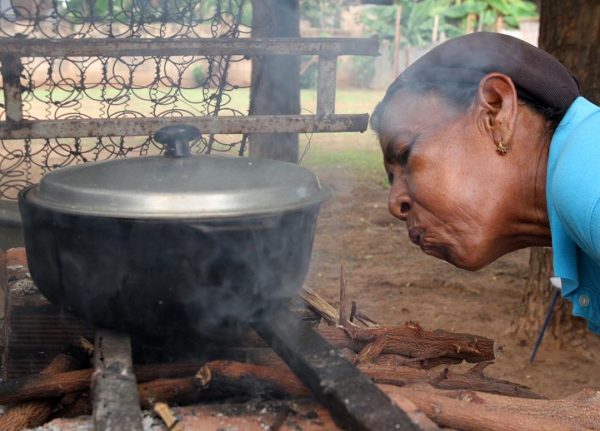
[371,32,600,332]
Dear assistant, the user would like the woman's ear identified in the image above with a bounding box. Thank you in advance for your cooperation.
[475,73,518,148]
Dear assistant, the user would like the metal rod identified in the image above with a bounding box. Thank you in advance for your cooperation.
[92,330,143,431]
[0,37,380,58]
[317,55,337,117]
[0,55,24,122]
[529,288,561,364]
[0,114,369,139]
[254,309,422,431]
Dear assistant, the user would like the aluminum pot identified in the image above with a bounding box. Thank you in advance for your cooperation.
[18,126,331,336]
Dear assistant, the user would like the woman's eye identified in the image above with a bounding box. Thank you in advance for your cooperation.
[395,147,411,166]
[394,135,418,167]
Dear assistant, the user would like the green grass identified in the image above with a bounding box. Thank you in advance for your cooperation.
[299,88,386,179]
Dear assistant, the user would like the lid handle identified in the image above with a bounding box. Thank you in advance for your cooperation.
[154,125,200,158]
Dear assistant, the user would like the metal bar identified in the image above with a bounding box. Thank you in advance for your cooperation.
[254,309,422,431]
[0,114,369,139]
[317,55,337,116]
[0,55,24,122]
[529,287,561,364]
[92,330,143,431]
[0,37,380,58]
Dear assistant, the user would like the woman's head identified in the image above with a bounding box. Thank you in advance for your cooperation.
[374,33,580,270]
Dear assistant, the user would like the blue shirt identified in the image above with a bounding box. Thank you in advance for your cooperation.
[547,96,600,333]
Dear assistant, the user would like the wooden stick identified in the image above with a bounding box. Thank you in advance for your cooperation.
[153,402,183,431]
[0,325,504,407]
[0,340,91,431]
[0,362,216,405]
[139,376,205,409]
[382,383,600,431]
[317,324,497,364]
[299,286,339,325]
[332,269,497,364]
[361,361,542,399]
[207,360,311,398]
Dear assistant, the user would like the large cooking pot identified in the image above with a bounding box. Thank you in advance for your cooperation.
[18,126,331,336]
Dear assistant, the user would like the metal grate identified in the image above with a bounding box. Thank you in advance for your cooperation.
[0,1,378,201]
[0,0,251,199]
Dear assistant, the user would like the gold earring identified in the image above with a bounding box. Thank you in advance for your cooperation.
[496,138,508,155]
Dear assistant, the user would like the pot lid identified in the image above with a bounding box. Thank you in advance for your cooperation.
[24,154,331,219]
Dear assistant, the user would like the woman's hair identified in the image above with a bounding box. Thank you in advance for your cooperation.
[370,33,580,136]
[370,79,566,136]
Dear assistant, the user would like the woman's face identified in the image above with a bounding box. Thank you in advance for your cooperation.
[379,89,517,270]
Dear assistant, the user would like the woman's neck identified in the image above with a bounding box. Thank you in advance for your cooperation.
[502,108,554,250]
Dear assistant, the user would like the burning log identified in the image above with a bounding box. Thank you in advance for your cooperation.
[0,352,537,407]
[139,375,207,408]
[0,339,92,431]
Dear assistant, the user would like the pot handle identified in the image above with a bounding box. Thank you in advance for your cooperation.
[154,125,200,158]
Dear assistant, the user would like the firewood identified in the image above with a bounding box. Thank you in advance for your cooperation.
[54,392,92,418]
[206,360,311,398]
[335,267,498,364]
[382,383,600,431]
[138,376,205,408]
[373,353,463,369]
[0,339,92,431]
[299,286,340,325]
[0,353,536,408]
[0,362,208,405]
[360,361,542,399]
[40,384,600,431]
[197,360,541,401]
[145,360,547,404]
[240,323,496,368]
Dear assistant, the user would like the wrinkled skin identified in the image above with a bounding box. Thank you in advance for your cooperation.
[378,73,552,270]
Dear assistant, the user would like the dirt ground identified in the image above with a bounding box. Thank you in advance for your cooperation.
[304,162,600,400]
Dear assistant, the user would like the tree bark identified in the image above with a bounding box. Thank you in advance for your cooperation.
[540,0,600,104]
[515,0,600,345]
[249,0,300,162]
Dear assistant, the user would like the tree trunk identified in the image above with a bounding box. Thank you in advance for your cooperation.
[249,0,300,163]
[514,1,600,346]
[539,0,600,104]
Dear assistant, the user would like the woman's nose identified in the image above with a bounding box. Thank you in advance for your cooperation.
[388,179,412,221]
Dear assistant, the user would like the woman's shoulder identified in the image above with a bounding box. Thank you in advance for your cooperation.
[549,97,600,260]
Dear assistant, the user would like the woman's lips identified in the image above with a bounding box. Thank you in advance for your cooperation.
[408,227,425,246]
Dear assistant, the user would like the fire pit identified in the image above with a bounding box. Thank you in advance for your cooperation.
[5,250,581,431]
